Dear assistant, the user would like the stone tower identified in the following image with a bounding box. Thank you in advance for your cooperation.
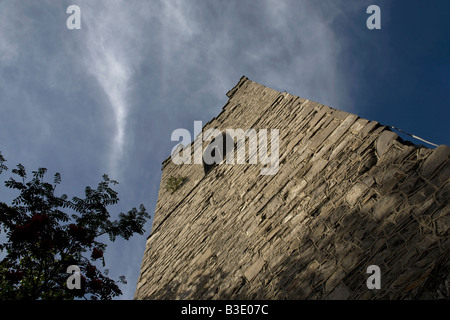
[135,76,449,300]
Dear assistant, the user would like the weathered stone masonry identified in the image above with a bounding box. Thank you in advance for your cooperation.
[135,76,449,299]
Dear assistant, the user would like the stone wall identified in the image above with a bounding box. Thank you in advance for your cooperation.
[135,77,449,300]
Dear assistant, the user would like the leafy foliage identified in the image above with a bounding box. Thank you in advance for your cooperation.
[0,153,150,300]
[0,152,7,174]
[165,175,187,194]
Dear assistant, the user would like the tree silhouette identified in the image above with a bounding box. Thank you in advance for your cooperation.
[0,152,150,300]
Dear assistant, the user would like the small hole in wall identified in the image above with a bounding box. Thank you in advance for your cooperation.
[203,133,234,175]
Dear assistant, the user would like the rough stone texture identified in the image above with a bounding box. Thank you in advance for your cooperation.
[135,76,449,300]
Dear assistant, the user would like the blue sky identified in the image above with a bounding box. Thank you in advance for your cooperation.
[0,0,448,299]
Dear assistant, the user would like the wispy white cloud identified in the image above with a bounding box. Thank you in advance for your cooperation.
[79,1,147,177]
[74,1,159,299]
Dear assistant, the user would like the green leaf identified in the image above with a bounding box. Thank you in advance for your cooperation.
[118,275,127,284]
[0,163,150,300]
[12,164,26,178]
[53,172,61,185]
[0,151,7,174]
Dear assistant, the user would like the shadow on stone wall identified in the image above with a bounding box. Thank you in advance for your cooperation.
[140,140,449,300]
[228,204,448,300]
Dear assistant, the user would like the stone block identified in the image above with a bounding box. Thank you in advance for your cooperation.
[340,252,361,271]
[430,161,450,187]
[349,118,368,134]
[392,267,424,288]
[308,120,341,151]
[192,248,213,266]
[329,135,352,160]
[244,258,266,282]
[326,285,351,300]
[435,213,450,236]
[345,183,369,206]
[399,172,426,196]
[359,121,379,138]
[373,193,404,221]
[328,114,359,144]
[420,145,450,178]
[435,181,450,205]
[325,269,346,293]
[376,130,398,157]
[265,196,283,220]
[305,158,328,182]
